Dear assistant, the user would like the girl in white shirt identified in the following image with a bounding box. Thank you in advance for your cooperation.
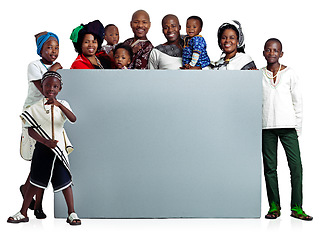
[262,38,312,221]
[20,32,62,220]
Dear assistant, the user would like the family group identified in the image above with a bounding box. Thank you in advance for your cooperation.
[68,11,255,70]
[7,9,313,225]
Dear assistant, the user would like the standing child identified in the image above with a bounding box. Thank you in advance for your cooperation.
[20,31,62,219]
[8,71,81,225]
[262,38,312,221]
[101,24,119,57]
[113,43,133,69]
[181,16,210,69]
[123,10,153,69]
[24,31,62,109]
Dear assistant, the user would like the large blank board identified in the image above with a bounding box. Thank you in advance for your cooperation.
[54,69,262,218]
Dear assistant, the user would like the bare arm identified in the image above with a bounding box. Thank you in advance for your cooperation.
[32,80,43,95]
[45,98,77,123]
[49,62,63,71]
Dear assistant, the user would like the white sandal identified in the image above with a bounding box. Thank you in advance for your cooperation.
[66,212,81,225]
[7,211,29,223]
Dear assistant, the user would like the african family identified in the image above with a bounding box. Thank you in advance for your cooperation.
[7,9,313,225]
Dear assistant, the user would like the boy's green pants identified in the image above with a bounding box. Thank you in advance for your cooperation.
[262,128,303,209]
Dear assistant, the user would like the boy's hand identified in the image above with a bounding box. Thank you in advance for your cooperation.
[45,98,61,107]
[45,139,59,149]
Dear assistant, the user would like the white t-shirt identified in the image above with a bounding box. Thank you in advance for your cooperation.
[148,46,182,70]
[23,59,52,109]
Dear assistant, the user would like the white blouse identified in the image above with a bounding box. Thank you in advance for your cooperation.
[212,52,256,70]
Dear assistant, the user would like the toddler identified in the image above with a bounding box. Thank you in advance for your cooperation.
[101,24,119,56]
[113,43,133,69]
[182,16,210,69]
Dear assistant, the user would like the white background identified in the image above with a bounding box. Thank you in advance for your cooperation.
[1,0,319,239]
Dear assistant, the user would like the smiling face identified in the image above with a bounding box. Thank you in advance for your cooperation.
[130,10,151,40]
[105,25,119,46]
[186,18,202,37]
[114,48,131,69]
[42,77,62,99]
[220,28,239,58]
[81,34,98,57]
[162,15,181,44]
[41,39,59,64]
[263,40,283,65]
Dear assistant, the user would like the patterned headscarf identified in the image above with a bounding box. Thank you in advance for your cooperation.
[36,32,59,57]
[41,71,62,83]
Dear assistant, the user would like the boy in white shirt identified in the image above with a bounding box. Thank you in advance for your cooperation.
[262,38,312,221]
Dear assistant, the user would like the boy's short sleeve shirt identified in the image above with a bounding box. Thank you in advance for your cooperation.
[21,98,74,166]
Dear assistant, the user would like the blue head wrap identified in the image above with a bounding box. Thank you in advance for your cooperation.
[36,32,59,57]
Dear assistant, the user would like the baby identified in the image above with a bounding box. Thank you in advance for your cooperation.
[101,24,119,56]
[182,16,210,69]
[113,43,133,69]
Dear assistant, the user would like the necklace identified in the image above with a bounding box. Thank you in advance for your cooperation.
[95,56,104,69]
[264,64,282,79]
[87,55,104,69]
[43,98,50,114]
[40,59,50,70]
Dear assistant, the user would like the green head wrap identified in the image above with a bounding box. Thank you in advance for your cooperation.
[70,25,84,43]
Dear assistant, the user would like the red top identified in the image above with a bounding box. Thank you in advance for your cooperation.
[70,54,94,69]
[70,52,115,69]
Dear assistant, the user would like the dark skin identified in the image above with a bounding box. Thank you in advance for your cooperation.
[263,40,286,83]
[10,77,79,224]
[263,40,312,221]
[162,14,182,48]
[263,41,284,220]
[32,39,63,96]
[130,10,151,54]
[21,40,63,211]
[180,18,202,70]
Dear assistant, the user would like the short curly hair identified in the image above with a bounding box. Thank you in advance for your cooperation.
[113,43,133,63]
[187,16,203,29]
[73,29,103,54]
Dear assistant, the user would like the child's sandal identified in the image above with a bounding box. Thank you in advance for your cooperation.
[7,212,29,224]
[67,212,81,225]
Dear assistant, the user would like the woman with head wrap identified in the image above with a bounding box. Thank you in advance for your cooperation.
[20,31,62,220]
[70,20,115,69]
[212,20,256,70]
